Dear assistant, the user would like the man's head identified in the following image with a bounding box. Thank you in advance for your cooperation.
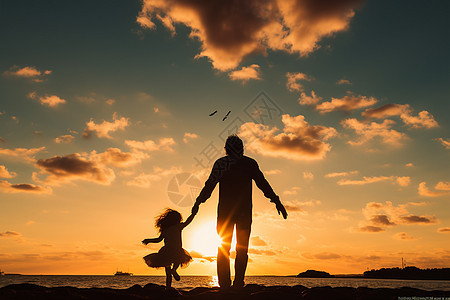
[225,134,244,158]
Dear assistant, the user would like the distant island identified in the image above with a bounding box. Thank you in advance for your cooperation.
[364,267,450,280]
[297,270,335,278]
[296,267,450,280]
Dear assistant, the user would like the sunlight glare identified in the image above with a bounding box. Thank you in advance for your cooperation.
[190,221,222,256]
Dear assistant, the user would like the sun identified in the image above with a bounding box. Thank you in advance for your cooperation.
[190,221,223,256]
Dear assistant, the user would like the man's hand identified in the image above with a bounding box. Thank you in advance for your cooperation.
[276,201,288,219]
[142,239,151,245]
[271,196,288,219]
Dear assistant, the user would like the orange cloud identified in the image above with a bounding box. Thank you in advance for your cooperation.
[337,79,351,85]
[127,166,182,188]
[40,95,67,108]
[0,180,51,194]
[435,138,450,149]
[28,92,66,108]
[435,182,450,191]
[83,113,129,139]
[400,215,437,224]
[400,110,438,129]
[437,227,450,233]
[125,137,176,152]
[3,65,51,82]
[286,72,312,92]
[137,0,361,71]
[418,182,449,197]
[393,232,416,240]
[0,165,17,178]
[90,148,148,168]
[362,104,438,129]
[315,92,377,113]
[361,201,438,230]
[298,90,322,105]
[370,215,395,226]
[228,64,262,83]
[362,104,410,119]
[54,135,75,144]
[342,118,407,146]
[358,226,385,233]
[337,176,410,186]
[239,114,337,160]
[35,154,115,185]
[250,236,267,247]
[0,231,22,238]
[183,132,199,143]
[324,170,358,178]
[0,147,46,163]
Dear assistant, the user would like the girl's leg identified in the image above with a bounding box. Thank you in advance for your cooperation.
[165,266,172,287]
[171,263,180,281]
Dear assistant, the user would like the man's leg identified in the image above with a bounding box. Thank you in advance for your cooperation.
[233,218,251,288]
[216,218,234,288]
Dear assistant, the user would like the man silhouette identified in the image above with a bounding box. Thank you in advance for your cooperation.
[192,135,287,288]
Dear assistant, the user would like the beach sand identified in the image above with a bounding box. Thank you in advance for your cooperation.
[1,283,449,299]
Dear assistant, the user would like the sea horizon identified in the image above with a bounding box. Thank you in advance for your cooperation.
[1,274,450,292]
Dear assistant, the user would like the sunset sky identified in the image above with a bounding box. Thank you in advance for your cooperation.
[1,0,449,276]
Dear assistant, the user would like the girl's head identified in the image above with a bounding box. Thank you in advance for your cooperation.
[155,208,183,233]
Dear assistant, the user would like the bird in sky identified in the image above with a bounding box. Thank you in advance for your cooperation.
[222,110,231,121]
[209,110,218,116]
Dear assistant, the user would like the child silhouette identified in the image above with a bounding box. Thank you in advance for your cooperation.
[142,208,196,287]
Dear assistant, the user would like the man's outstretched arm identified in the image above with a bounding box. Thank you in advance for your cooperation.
[253,162,288,219]
[192,160,221,214]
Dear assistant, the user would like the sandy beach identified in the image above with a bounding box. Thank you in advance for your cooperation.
[1,283,449,299]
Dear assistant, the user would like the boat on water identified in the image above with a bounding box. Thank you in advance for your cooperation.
[114,269,133,276]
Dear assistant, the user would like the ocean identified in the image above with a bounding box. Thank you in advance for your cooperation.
[1,275,449,291]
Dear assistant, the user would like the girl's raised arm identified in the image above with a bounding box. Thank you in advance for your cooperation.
[142,235,163,245]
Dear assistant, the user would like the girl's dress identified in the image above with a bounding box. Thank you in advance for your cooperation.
[144,223,192,268]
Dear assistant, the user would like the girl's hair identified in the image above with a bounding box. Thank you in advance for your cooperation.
[155,208,183,233]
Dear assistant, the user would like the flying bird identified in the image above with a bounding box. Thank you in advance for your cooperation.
[209,110,218,116]
[222,110,231,121]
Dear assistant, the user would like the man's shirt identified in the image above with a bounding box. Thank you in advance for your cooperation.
[197,155,277,220]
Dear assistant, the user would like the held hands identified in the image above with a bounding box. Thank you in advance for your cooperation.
[191,199,200,215]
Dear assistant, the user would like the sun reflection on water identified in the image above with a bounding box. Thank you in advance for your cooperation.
[208,275,219,287]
